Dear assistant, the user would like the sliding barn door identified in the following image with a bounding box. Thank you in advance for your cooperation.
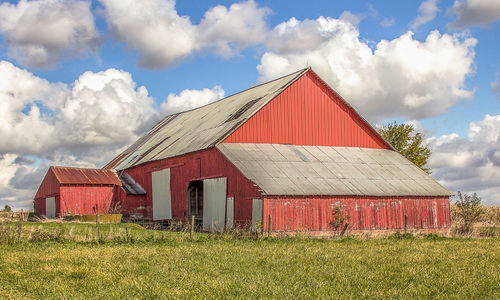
[152,168,172,220]
[45,197,56,219]
[203,177,227,231]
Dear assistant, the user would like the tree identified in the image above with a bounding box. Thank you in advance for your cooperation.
[378,121,431,174]
[452,191,483,235]
[3,205,12,212]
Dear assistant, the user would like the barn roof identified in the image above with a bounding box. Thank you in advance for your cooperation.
[217,143,452,196]
[50,166,121,186]
[105,68,310,170]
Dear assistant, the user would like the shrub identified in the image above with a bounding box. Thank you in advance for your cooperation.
[389,232,415,240]
[452,191,483,236]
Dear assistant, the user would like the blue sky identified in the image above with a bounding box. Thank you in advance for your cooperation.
[1,0,499,208]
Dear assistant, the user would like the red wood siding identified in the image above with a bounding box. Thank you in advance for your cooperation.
[59,185,115,215]
[262,196,450,231]
[34,168,60,200]
[116,148,262,224]
[224,71,390,149]
[34,168,60,215]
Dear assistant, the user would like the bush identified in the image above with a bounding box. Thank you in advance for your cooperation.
[389,232,415,240]
[452,191,483,236]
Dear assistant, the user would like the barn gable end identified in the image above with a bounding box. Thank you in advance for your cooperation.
[224,70,391,149]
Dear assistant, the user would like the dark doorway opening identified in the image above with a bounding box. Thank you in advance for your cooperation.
[187,180,203,228]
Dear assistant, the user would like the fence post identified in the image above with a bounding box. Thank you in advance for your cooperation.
[268,214,272,237]
[17,209,23,239]
[190,215,194,241]
[404,215,408,233]
[96,214,100,243]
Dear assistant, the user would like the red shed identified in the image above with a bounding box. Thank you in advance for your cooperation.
[103,67,451,232]
[34,166,121,218]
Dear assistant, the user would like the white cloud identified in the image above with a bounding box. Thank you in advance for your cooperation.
[0,0,100,68]
[449,0,500,28]
[339,10,362,26]
[161,86,224,115]
[258,17,477,122]
[198,0,270,57]
[99,0,196,68]
[428,114,500,205]
[100,0,270,68]
[411,0,440,29]
[0,61,159,157]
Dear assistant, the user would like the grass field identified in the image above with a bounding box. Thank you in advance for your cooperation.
[0,222,499,299]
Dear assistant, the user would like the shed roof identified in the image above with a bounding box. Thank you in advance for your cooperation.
[217,143,452,197]
[51,166,121,186]
[105,68,310,170]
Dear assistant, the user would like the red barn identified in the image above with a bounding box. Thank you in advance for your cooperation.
[34,166,121,218]
[105,68,452,232]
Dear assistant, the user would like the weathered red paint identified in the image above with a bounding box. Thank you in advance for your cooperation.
[114,148,262,224]
[224,70,391,149]
[262,196,450,232]
[34,167,120,217]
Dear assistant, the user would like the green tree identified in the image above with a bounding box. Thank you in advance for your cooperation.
[379,121,431,173]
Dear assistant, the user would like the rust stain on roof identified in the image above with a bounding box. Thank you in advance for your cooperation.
[51,166,121,186]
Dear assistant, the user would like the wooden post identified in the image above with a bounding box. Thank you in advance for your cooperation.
[340,222,349,237]
[404,215,408,233]
[268,214,272,237]
[190,215,195,240]
[96,214,100,242]
[17,209,23,239]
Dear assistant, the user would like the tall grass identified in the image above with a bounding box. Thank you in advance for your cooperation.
[0,233,498,299]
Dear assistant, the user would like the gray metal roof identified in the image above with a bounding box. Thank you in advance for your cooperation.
[105,68,309,170]
[217,143,452,197]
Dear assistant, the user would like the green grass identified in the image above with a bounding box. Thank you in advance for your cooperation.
[0,223,499,299]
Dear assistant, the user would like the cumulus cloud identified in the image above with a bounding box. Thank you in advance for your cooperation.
[161,86,224,115]
[339,11,362,26]
[99,0,196,68]
[100,0,270,68]
[449,0,500,28]
[0,0,100,68]
[258,17,477,121]
[428,114,500,205]
[198,0,270,57]
[411,0,440,29]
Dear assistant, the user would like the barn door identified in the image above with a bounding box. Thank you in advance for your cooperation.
[252,198,262,232]
[202,177,227,231]
[152,168,172,220]
[46,197,56,219]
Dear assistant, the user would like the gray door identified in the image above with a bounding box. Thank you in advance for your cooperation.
[226,196,234,229]
[252,198,262,232]
[46,197,56,219]
[203,177,227,231]
[152,168,172,220]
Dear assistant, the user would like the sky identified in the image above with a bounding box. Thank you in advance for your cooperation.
[0,0,499,209]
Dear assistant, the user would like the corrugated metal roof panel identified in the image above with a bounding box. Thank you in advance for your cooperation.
[51,166,121,186]
[217,143,452,196]
[105,68,309,170]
